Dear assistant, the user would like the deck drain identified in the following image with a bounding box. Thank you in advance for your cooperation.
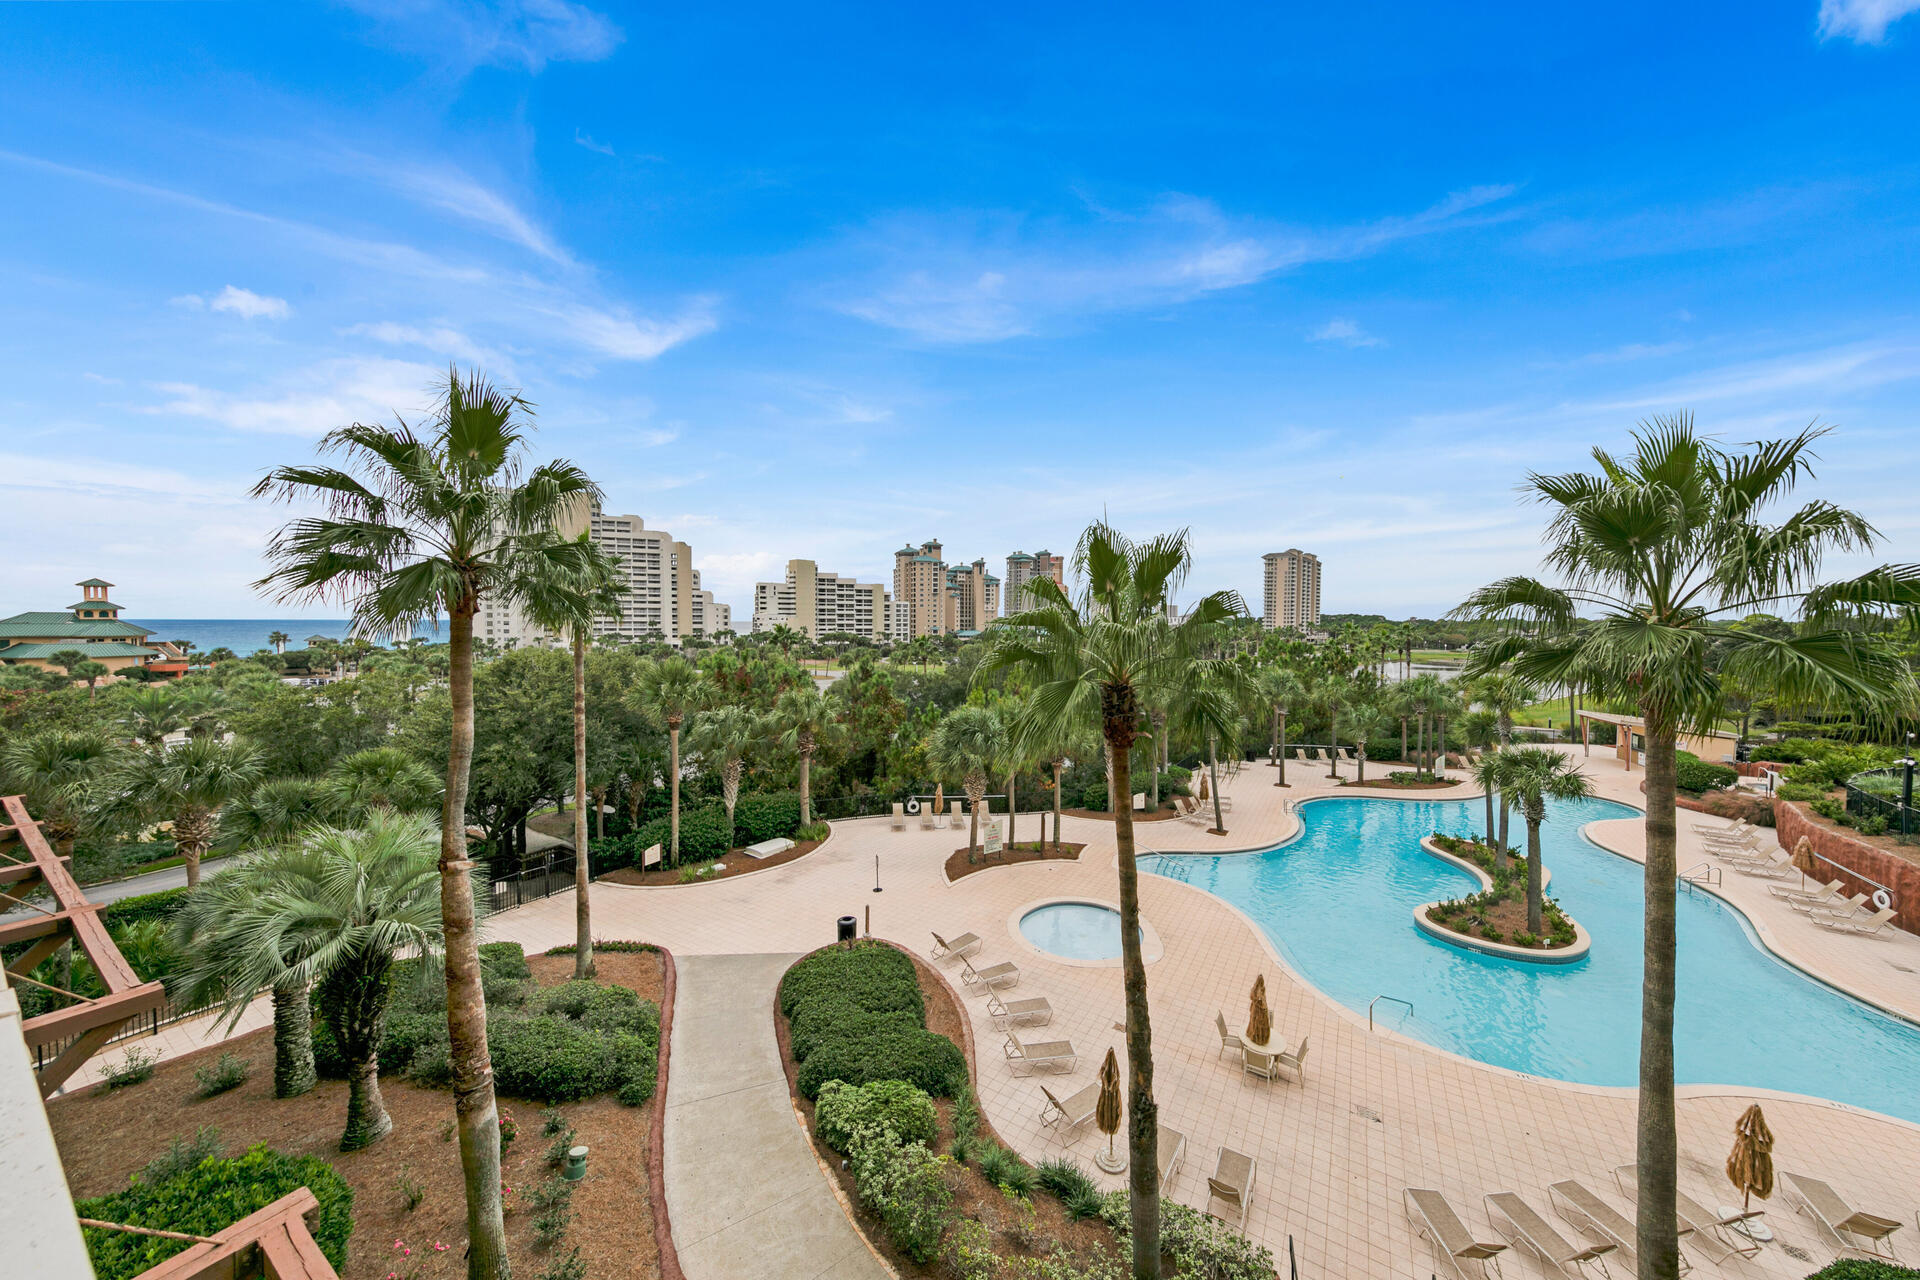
[1349,1103,1384,1125]
[1890,962,1916,974]
[1779,1244,1812,1262]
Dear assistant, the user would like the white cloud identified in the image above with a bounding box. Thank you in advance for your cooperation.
[350,156,573,265]
[1308,318,1384,348]
[547,299,718,360]
[81,372,121,385]
[637,427,680,447]
[144,357,441,436]
[1818,0,1920,41]
[574,129,616,156]
[343,321,494,365]
[209,285,290,320]
[339,0,622,72]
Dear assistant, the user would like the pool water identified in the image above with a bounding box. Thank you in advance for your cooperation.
[1140,795,1920,1124]
[1021,902,1129,961]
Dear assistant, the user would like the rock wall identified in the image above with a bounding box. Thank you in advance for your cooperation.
[1773,800,1920,934]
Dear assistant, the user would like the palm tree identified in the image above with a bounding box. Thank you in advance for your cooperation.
[120,686,196,747]
[632,656,711,866]
[99,736,264,886]
[323,746,442,817]
[46,648,88,683]
[1500,748,1593,934]
[72,660,110,698]
[0,729,116,854]
[1308,670,1349,779]
[1259,664,1306,787]
[767,622,802,658]
[1468,752,1509,869]
[250,366,597,1279]
[688,705,761,851]
[1455,416,1913,1280]
[220,777,335,852]
[1346,702,1393,785]
[926,705,1007,856]
[519,532,626,977]
[269,629,290,654]
[172,812,445,1147]
[1472,671,1540,749]
[775,683,843,827]
[982,522,1243,1280]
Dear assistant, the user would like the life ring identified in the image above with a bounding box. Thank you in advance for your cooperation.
[1873,888,1893,911]
[906,798,921,815]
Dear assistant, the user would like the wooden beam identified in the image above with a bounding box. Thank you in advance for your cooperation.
[0,912,70,947]
[36,1021,123,1096]
[111,1188,335,1280]
[5,930,72,980]
[22,980,166,1046]
[0,854,65,886]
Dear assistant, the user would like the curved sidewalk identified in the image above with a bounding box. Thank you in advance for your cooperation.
[663,952,888,1280]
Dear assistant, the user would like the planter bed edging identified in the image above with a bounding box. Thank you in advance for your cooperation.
[1414,835,1591,964]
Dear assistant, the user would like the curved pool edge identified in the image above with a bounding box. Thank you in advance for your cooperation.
[1412,835,1592,965]
[1005,895,1164,969]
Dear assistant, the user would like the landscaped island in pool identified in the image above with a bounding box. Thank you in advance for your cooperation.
[1140,794,1920,1125]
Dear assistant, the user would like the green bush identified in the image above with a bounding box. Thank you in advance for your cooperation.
[1802,1261,1920,1279]
[813,1078,939,1151]
[490,1016,619,1102]
[100,887,189,930]
[1776,781,1827,802]
[78,1144,354,1280]
[192,1053,251,1098]
[1077,780,1110,812]
[847,1124,952,1264]
[479,941,531,980]
[789,995,920,1062]
[778,942,923,1020]
[1674,751,1738,794]
[1096,1187,1275,1280]
[1035,1156,1098,1204]
[797,1028,966,1100]
[975,1143,1035,1195]
[733,792,802,843]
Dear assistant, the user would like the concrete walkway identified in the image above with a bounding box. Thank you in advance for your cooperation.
[663,953,888,1280]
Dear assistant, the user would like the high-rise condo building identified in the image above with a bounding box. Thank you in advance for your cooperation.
[1004,549,1064,614]
[945,559,1000,634]
[893,539,947,637]
[1262,549,1322,631]
[751,559,910,641]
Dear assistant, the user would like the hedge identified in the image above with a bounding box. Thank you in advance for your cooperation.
[78,1145,354,1280]
[100,887,190,930]
[1675,751,1738,794]
[790,999,921,1062]
[796,1029,967,1099]
[733,791,802,843]
[814,1078,938,1151]
[1803,1262,1920,1279]
[778,942,923,1020]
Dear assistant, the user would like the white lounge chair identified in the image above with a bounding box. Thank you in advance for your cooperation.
[919,803,937,831]
[930,930,981,961]
[1691,817,1753,837]
[959,954,1021,990]
[1485,1190,1617,1278]
[1797,890,1868,917]
[1157,1124,1187,1194]
[1733,850,1795,878]
[1273,1035,1309,1083]
[1768,878,1844,907]
[987,991,1052,1029]
[1614,1164,1762,1263]
[1549,1180,1646,1276]
[1003,1032,1077,1076]
[1206,1147,1257,1228]
[1405,1187,1508,1280]
[890,802,907,831]
[1813,905,1898,937]
[1038,1081,1099,1138]
[1214,1011,1244,1060]
[1785,1171,1904,1261]
[948,800,965,829]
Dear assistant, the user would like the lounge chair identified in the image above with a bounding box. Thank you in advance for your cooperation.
[1206,1148,1257,1228]
[1733,850,1795,878]
[1702,829,1762,851]
[960,955,1021,990]
[1341,747,1357,762]
[1813,905,1899,937]
[1797,890,1868,918]
[890,802,906,830]
[1768,878,1844,907]
[1215,1012,1244,1059]
[1485,1190,1617,1278]
[1548,1181,1646,1276]
[919,803,937,831]
[1691,817,1753,838]
[1038,1081,1099,1138]
[1241,1045,1280,1083]
[948,800,965,829]
[1273,1035,1310,1083]
[1003,1032,1077,1076]
[1784,1171,1904,1260]
[1405,1187,1509,1280]
[1157,1124,1187,1194]
[930,930,981,961]
[1291,748,1308,764]
[987,991,1053,1029]
[1613,1164,1761,1263]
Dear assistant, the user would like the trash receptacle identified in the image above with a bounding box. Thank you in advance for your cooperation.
[837,915,858,943]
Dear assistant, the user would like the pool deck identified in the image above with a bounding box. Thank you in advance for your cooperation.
[480,751,1920,1279]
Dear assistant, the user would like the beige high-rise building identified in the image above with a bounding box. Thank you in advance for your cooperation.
[1003,549,1064,614]
[751,559,899,641]
[1262,549,1322,632]
[893,539,947,637]
[945,558,1000,634]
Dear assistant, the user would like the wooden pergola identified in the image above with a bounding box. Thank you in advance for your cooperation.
[0,794,168,1095]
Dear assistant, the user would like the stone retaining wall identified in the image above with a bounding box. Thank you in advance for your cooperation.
[1773,799,1920,934]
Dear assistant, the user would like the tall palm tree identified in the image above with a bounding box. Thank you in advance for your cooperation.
[632,656,712,866]
[269,629,290,654]
[1472,671,1540,749]
[982,522,1243,1280]
[99,736,263,886]
[1259,664,1307,787]
[519,532,626,977]
[1346,702,1394,785]
[1500,748,1593,934]
[250,366,597,1279]
[1455,416,1913,1279]
[1468,752,1509,869]
[172,812,445,1147]
[926,704,1007,856]
[220,777,336,852]
[775,683,843,827]
[688,704,761,851]
[323,746,443,817]
[0,729,116,854]
[1308,670,1349,779]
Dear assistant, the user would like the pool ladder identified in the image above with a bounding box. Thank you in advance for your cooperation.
[1368,994,1414,1032]
[1681,861,1723,892]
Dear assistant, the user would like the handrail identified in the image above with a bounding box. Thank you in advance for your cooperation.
[1681,861,1722,889]
[1368,994,1413,1032]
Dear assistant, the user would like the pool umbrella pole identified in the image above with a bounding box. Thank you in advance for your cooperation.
[1247,974,1271,1047]
[1094,1047,1124,1173]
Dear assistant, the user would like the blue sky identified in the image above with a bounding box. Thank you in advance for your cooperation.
[4,0,1919,621]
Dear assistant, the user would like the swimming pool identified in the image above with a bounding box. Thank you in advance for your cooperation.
[1140,794,1920,1125]
[1020,901,1130,961]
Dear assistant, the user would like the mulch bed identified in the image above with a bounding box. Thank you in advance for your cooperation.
[1423,897,1574,950]
[1341,776,1460,789]
[945,841,1086,881]
[49,948,665,1280]
[1059,803,1186,822]
[601,837,823,886]
[773,942,1120,1279]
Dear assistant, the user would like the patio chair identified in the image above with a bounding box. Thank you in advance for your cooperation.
[1796,890,1868,917]
[1273,1035,1309,1083]
[1405,1187,1509,1280]
[987,991,1053,1029]
[959,954,1021,990]
[1003,1032,1077,1076]
[1812,905,1898,937]
[1732,850,1796,878]
[1341,747,1357,762]
[1784,1171,1905,1260]
[919,803,937,831]
[1214,1011,1244,1059]
[948,800,965,829]
[1038,1081,1099,1139]
[1767,878,1844,907]
[1206,1147,1257,1228]
[1691,817,1753,837]
[1548,1180,1647,1276]
[1291,748,1309,764]
[1157,1124,1187,1194]
[1702,828,1762,850]
[890,802,906,831]
[1485,1190,1617,1278]
[1613,1164,1762,1262]
[1241,1045,1280,1083]
[930,930,981,961]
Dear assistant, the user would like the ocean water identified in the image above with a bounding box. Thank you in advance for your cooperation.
[125,620,441,655]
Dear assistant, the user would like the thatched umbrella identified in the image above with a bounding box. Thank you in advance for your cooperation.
[1247,974,1272,1047]
[1094,1047,1124,1173]
[933,782,944,821]
[1789,835,1818,878]
[1726,1103,1774,1214]
[1198,771,1210,801]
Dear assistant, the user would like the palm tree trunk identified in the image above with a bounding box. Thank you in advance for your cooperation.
[1270,707,1280,768]
[668,720,682,866]
[1526,816,1544,936]
[1052,760,1063,851]
[440,604,508,1280]
[1400,716,1408,764]
[1208,737,1224,832]
[1327,712,1341,779]
[1636,720,1683,1280]
[271,981,315,1099]
[573,631,593,979]
[594,787,606,840]
[1357,742,1367,784]
[1150,713,1165,810]
[1483,787,1496,851]
[1101,691,1160,1280]
[799,746,813,827]
[1496,796,1510,866]
[1437,715,1448,776]
[342,1051,391,1152]
[1007,770,1017,847]
[1276,713,1288,786]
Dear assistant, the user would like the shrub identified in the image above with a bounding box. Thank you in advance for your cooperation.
[1036,1160,1096,1207]
[1776,781,1826,802]
[545,1126,577,1169]
[814,1078,938,1151]
[138,1127,223,1185]
[733,791,802,843]
[795,821,831,842]
[847,1124,952,1264]
[778,942,923,1020]
[99,887,189,930]
[1097,1188,1275,1280]
[97,1046,157,1091]
[540,1247,588,1280]
[797,1028,966,1099]
[673,805,733,859]
[192,1052,251,1098]
[976,1143,1035,1195]
[379,1011,448,1075]
[396,1168,426,1212]
[78,1144,354,1280]
[479,941,531,979]
[1077,780,1110,811]
[1674,751,1738,794]
[490,1015,619,1103]
[790,998,920,1062]
[1802,1262,1920,1279]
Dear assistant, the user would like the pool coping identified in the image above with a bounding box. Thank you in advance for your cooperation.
[1412,835,1592,964]
[1003,894,1165,970]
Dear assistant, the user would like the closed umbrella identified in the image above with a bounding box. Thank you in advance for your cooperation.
[1198,771,1210,801]
[1726,1104,1775,1215]
[1094,1047,1125,1173]
[1247,974,1272,1047]
[1789,835,1818,878]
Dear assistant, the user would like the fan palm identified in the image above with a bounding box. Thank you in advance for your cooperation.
[630,656,711,866]
[171,811,446,1147]
[323,746,443,818]
[98,736,263,886]
[1455,415,1913,1279]
[981,521,1244,1280]
[775,683,844,827]
[220,777,336,852]
[250,366,597,1278]
[0,728,117,854]
[1346,702,1394,785]
[1471,671,1540,749]
[1468,752,1509,868]
[926,704,1008,855]
[1499,748,1593,933]
[1307,670,1349,778]
[688,704,761,851]
[1259,664,1307,786]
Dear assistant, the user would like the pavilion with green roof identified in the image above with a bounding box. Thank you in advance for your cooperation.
[0,578,181,677]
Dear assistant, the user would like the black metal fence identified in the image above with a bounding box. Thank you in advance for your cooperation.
[1844,767,1919,845]
[33,1000,206,1075]
[488,851,579,911]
